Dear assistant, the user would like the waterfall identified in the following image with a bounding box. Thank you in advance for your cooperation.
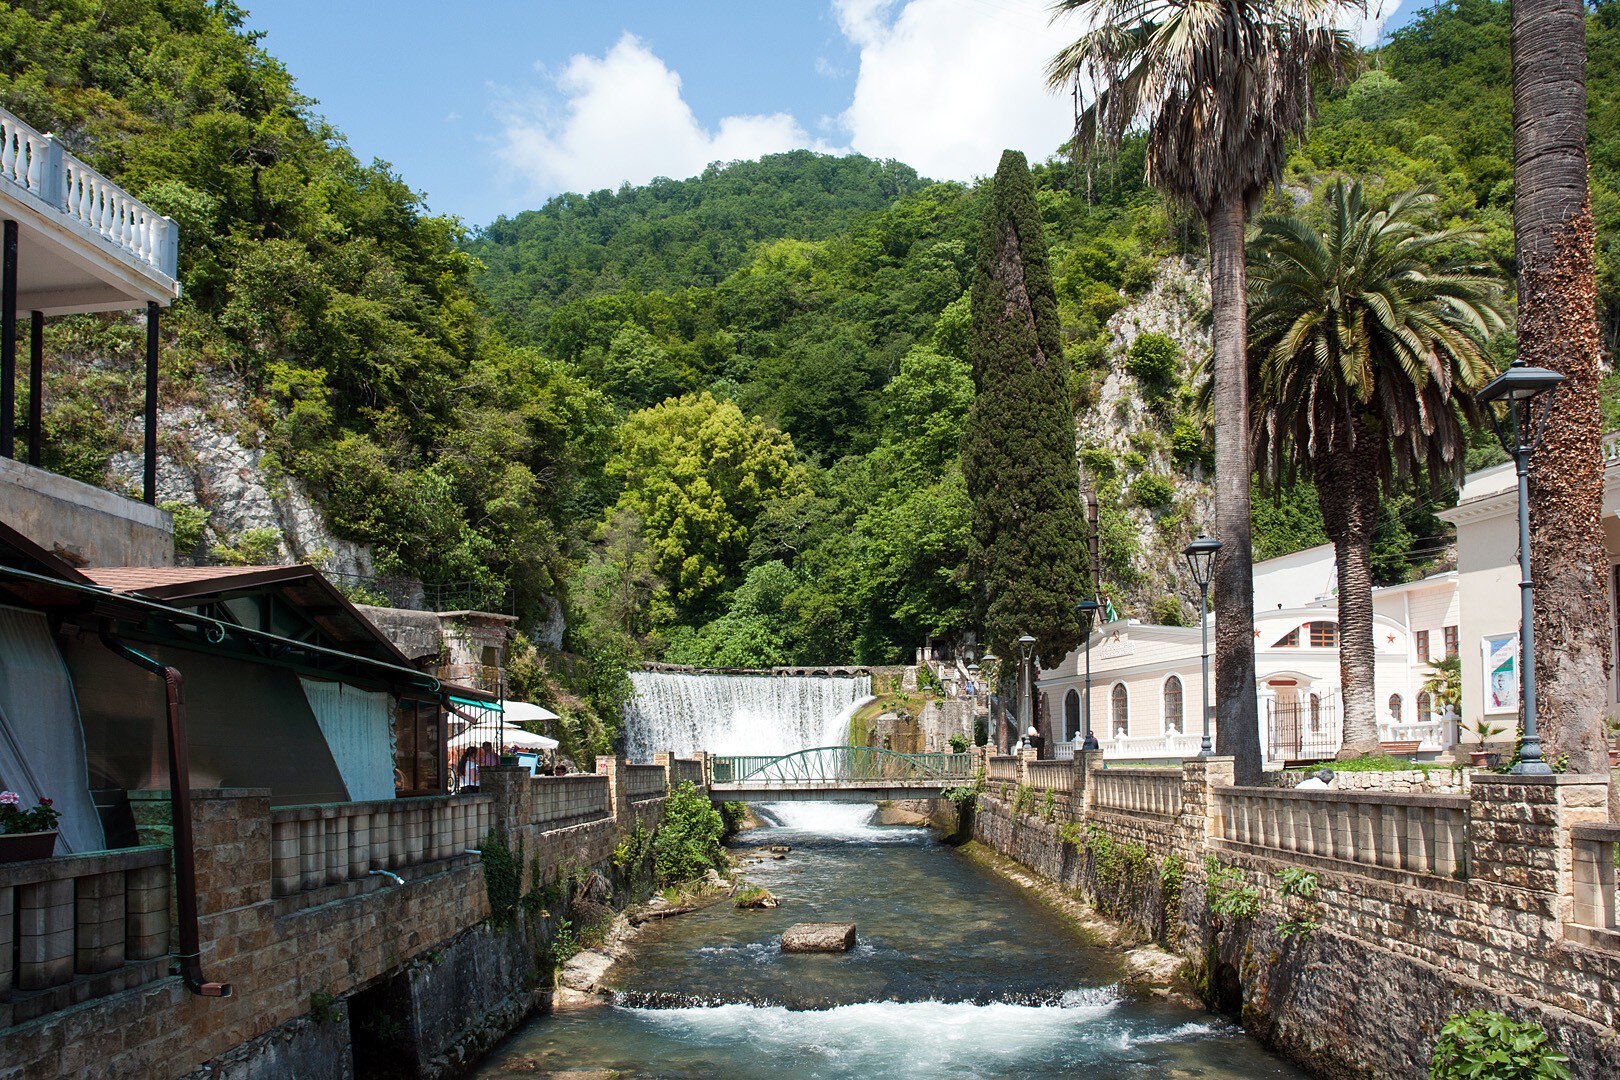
[623,671,872,759]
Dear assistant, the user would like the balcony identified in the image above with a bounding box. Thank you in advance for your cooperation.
[0,107,179,309]
[0,105,180,507]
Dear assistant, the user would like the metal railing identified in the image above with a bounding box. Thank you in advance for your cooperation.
[0,106,178,281]
[709,747,974,786]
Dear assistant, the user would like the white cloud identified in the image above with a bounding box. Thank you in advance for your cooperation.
[494,33,832,196]
[832,0,1076,183]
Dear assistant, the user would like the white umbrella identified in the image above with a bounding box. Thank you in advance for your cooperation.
[499,700,560,724]
[448,722,558,752]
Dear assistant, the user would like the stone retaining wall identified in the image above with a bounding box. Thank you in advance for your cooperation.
[960,747,1620,1078]
[0,760,693,1080]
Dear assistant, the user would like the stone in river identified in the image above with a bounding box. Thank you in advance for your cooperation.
[780,923,857,953]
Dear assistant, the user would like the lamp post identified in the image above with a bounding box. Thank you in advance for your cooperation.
[1478,359,1564,775]
[1075,598,1101,751]
[1016,633,1036,753]
[980,650,1000,750]
[1183,534,1222,757]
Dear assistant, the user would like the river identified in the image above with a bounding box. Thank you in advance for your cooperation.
[472,802,1304,1078]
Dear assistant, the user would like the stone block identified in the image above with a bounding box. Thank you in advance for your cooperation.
[780,922,858,953]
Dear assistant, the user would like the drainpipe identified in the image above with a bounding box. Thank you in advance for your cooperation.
[99,624,231,998]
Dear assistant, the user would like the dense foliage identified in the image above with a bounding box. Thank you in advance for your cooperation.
[651,781,727,885]
[13,0,1620,741]
[1428,1010,1569,1079]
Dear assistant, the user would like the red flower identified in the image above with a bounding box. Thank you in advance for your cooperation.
[38,798,51,807]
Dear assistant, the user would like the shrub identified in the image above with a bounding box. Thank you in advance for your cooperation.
[1150,595,1190,627]
[1126,332,1180,401]
[1170,414,1211,470]
[1132,473,1175,510]
[160,500,212,557]
[652,781,726,885]
[1429,1011,1568,1079]
[948,733,969,753]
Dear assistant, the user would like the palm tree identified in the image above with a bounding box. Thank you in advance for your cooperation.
[1248,181,1506,756]
[1047,0,1358,782]
[1511,0,1611,776]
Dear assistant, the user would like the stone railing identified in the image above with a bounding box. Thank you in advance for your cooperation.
[0,105,179,281]
[1572,822,1620,943]
[1217,786,1469,879]
[1094,768,1184,818]
[987,755,1018,782]
[626,764,669,802]
[0,846,170,1026]
[531,774,612,830]
[1025,760,1074,792]
[271,794,494,896]
[672,758,704,788]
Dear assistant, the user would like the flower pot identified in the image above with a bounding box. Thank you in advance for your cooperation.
[1609,748,1620,768]
[0,830,57,863]
[1468,751,1492,768]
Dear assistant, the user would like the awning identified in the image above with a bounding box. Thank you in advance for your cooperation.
[499,699,560,724]
[449,722,558,752]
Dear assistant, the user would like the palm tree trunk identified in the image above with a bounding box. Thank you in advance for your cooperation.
[1512,0,1612,777]
[1318,421,1381,757]
[1207,194,1261,783]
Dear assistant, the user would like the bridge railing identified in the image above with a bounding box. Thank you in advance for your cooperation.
[710,747,973,785]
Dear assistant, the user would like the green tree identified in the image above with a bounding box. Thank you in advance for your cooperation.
[962,151,1089,671]
[1049,0,1359,782]
[608,392,807,618]
[1249,182,1504,755]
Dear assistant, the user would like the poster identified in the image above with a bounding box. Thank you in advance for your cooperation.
[1482,633,1519,714]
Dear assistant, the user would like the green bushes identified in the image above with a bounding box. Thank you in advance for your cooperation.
[1131,473,1176,510]
[1126,333,1181,402]
[1429,1011,1568,1079]
[652,781,726,885]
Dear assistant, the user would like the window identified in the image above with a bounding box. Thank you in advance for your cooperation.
[1163,676,1184,733]
[1064,689,1081,741]
[1417,690,1432,721]
[394,698,444,796]
[1388,694,1403,723]
[1415,629,1430,662]
[1308,621,1339,648]
[1443,625,1459,658]
[1309,693,1322,732]
[1111,683,1129,736]
[1272,627,1300,648]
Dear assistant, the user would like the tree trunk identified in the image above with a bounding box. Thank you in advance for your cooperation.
[1512,0,1613,780]
[1318,421,1382,757]
[1206,196,1261,783]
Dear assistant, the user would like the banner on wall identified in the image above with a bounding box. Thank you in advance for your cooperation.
[1482,633,1519,714]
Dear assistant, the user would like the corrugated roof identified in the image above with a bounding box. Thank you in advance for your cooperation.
[82,565,296,593]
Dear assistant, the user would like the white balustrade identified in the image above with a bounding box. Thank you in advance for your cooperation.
[1099,729,1203,761]
[0,104,178,281]
[987,755,1018,782]
[1094,768,1183,817]
[1025,760,1074,792]
[1572,823,1620,934]
[1217,786,1468,878]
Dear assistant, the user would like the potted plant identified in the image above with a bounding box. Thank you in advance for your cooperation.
[0,792,61,862]
[1464,718,1507,768]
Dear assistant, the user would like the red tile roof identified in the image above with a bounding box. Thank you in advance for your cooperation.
[83,565,297,594]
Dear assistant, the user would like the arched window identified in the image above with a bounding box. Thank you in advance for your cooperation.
[1163,676,1184,733]
[1064,689,1081,741]
[1388,694,1403,723]
[1417,691,1432,722]
[1111,683,1129,736]
[1309,692,1322,732]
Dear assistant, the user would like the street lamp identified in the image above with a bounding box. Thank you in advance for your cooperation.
[1075,598,1102,751]
[1016,633,1037,753]
[1478,359,1565,775]
[980,651,1000,750]
[1183,534,1222,757]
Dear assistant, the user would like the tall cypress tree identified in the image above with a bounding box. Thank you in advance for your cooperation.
[962,150,1088,666]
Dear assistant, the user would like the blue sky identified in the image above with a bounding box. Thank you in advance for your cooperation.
[246,0,1422,229]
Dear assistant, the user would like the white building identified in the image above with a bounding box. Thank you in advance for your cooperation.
[1035,544,1461,765]
[1437,438,1620,740]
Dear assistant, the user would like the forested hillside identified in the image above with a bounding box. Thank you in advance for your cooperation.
[7,0,1620,756]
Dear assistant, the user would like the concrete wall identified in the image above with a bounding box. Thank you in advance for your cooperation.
[0,457,172,567]
[959,748,1620,1078]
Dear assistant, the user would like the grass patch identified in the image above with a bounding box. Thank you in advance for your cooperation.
[1287,755,1455,774]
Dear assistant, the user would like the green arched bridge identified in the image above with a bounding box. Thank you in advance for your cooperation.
[707,746,974,801]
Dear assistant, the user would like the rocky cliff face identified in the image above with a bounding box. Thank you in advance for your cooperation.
[1077,256,1215,626]
[108,403,374,577]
